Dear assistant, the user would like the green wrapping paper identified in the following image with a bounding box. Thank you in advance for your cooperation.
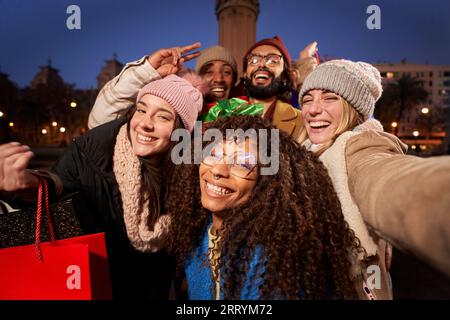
[201,98,264,122]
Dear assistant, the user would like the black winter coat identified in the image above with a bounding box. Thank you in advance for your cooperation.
[52,118,174,299]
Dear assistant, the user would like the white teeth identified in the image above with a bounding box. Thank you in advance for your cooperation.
[138,134,156,142]
[211,88,224,92]
[255,73,269,80]
[206,182,232,195]
[309,121,330,128]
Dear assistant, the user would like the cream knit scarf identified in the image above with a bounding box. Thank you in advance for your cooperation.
[113,124,171,253]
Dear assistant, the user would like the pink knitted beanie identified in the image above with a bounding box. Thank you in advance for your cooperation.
[136,72,206,132]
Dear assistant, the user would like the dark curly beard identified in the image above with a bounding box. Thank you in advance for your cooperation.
[244,70,286,100]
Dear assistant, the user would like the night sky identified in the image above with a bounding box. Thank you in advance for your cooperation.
[1,0,449,89]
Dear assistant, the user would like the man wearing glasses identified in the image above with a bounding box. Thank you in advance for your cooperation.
[241,35,315,141]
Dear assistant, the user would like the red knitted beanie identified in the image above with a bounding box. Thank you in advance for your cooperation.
[242,35,291,71]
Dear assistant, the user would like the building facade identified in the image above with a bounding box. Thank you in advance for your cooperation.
[374,62,450,154]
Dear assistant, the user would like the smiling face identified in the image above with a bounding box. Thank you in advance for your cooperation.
[199,138,259,214]
[199,60,234,103]
[301,89,344,145]
[130,94,176,158]
[245,45,285,88]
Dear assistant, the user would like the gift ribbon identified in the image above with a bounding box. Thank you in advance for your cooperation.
[200,98,264,123]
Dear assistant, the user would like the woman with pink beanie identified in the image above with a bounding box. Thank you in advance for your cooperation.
[0,69,207,299]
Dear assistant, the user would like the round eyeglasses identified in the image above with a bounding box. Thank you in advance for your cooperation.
[202,150,258,180]
[246,54,283,67]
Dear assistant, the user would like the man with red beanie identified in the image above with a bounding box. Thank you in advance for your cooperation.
[240,35,312,141]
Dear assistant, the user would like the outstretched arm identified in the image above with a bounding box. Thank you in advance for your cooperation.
[346,131,450,277]
[88,42,201,129]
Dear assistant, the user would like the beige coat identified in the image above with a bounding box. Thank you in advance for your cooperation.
[346,130,450,278]
[310,129,450,299]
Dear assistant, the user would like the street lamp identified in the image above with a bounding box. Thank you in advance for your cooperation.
[52,121,58,127]
[413,130,419,137]
[421,107,429,114]
[8,122,14,127]
[0,111,4,117]
[60,127,66,133]
[70,101,77,108]
[391,122,398,128]
[42,129,47,134]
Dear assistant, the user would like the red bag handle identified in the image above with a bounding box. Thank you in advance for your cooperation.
[35,177,56,262]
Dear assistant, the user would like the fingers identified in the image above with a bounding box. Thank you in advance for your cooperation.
[12,150,34,172]
[0,142,34,191]
[181,51,201,63]
[171,47,182,66]
[180,42,201,54]
[385,242,393,271]
[299,41,318,60]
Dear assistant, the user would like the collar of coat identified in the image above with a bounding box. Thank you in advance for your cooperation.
[271,100,303,139]
[112,124,171,253]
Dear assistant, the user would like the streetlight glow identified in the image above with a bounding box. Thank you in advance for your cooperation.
[0,111,4,117]
[70,101,77,108]
[60,127,66,133]
[52,121,58,127]
[413,131,419,137]
[8,122,14,127]
[42,129,47,134]
[391,122,398,128]
[421,107,429,114]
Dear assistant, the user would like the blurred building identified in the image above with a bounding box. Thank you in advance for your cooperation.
[97,54,124,90]
[216,0,259,76]
[30,60,65,89]
[374,61,450,154]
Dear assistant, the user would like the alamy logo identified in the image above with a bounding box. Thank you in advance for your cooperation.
[66,5,81,30]
[366,265,381,289]
[66,265,81,290]
[366,5,381,30]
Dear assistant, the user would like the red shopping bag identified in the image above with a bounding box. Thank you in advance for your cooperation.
[0,179,112,300]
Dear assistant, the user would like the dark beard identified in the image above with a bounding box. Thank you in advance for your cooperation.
[245,75,286,100]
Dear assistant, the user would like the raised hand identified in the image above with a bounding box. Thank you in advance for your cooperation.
[147,42,202,77]
[0,142,39,191]
[299,41,318,61]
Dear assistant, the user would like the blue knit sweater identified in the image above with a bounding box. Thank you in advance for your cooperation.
[184,222,264,300]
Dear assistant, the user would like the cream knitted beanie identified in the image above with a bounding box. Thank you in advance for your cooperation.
[195,45,237,77]
[299,59,383,120]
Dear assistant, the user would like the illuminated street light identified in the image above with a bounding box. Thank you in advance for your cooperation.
[421,107,429,114]
[8,122,14,127]
[70,101,77,108]
[413,131,419,137]
[42,129,47,134]
[52,121,58,127]
[0,111,4,117]
[411,145,417,150]
[391,122,398,128]
[60,127,66,133]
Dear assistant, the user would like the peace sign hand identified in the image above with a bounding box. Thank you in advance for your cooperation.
[147,42,202,77]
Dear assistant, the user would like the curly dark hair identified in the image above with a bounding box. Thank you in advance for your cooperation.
[167,115,366,299]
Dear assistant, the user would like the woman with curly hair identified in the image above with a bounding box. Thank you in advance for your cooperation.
[167,115,366,300]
